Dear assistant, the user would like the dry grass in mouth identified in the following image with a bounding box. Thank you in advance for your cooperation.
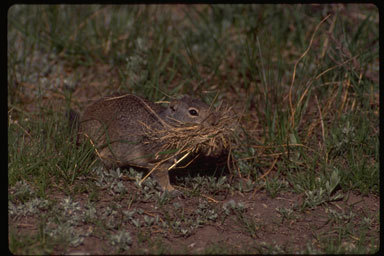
[139,104,238,185]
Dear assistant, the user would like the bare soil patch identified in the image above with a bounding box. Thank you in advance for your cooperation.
[9,175,379,254]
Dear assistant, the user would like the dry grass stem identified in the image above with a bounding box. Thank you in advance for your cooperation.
[258,157,279,180]
[321,14,337,58]
[338,77,351,117]
[168,152,191,170]
[315,95,327,163]
[175,186,219,203]
[170,153,200,170]
[68,6,110,42]
[138,159,167,186]
[304,86,338,143]
[83,133,102,160]
[289,14,331,128]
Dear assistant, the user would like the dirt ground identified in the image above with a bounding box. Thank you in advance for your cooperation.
[9,174,379,254]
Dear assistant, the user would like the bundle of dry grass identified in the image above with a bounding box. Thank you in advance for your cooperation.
[142,104,237,172]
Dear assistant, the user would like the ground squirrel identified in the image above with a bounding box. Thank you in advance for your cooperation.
[78,94,219,192]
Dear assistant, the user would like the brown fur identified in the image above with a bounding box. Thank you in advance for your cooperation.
[78,94,218,191]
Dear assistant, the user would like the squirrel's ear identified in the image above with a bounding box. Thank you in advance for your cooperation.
[169,100,177,112]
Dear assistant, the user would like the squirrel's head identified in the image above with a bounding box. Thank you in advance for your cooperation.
[164,96,218,126]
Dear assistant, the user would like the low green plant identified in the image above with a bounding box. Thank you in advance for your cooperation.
[300,168,344,210]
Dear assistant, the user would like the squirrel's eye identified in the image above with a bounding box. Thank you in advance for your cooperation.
[189,108,198,116]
